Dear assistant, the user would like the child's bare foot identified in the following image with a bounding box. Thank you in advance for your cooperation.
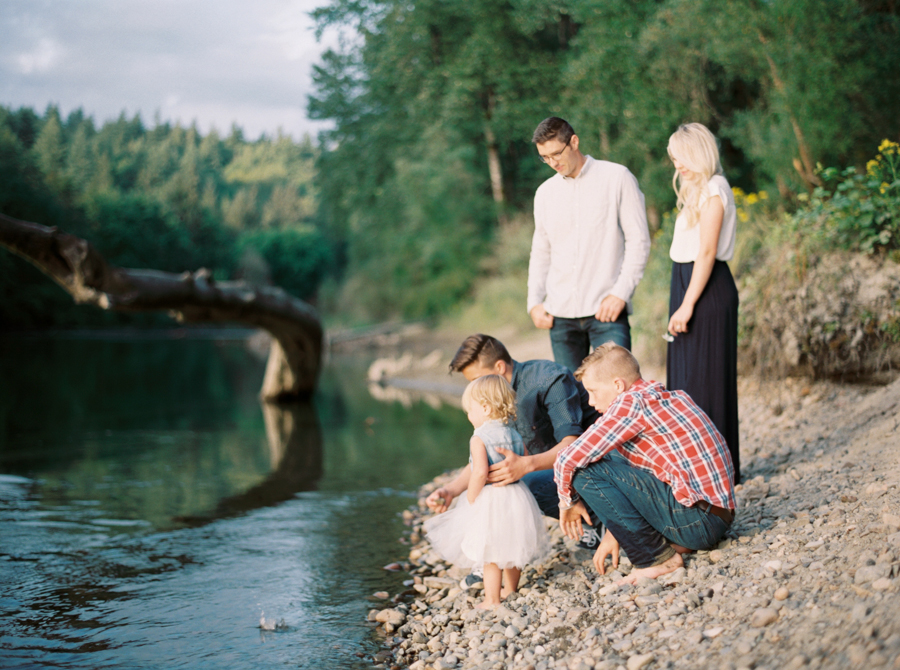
[617,552,684,585]
[476,600,500,610]
[500,587,517,601]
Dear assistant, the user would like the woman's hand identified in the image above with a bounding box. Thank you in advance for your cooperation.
[667,302,694,336]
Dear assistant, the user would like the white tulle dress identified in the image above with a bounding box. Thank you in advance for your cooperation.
[424,420,551,570]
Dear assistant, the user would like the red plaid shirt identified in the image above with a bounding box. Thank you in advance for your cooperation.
[554,379,735,510]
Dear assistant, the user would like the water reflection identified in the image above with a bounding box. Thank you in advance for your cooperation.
[0,336,471,669]
[176,402,323,526]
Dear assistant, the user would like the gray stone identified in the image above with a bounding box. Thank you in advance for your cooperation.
[854,563,891,584]
[659,567,686,585]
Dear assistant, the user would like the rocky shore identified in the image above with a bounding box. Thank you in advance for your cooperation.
[365,372,900,670]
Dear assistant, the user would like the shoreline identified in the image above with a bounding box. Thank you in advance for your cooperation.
[363,337,900,670]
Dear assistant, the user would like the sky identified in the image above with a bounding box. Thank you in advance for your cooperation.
[0,0,338,140]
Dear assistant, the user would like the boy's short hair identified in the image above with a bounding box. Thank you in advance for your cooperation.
[574,342,641,384]
[462,374,517,422]
[449,334,512,373]
[532,117,575,145]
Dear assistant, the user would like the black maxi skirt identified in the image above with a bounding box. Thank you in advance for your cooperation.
[667,260,740,483]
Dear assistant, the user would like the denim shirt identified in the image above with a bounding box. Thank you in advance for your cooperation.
[472,419,525,466]
[510,359,599,455]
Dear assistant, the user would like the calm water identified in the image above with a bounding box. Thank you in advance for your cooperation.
[0,334,471,669]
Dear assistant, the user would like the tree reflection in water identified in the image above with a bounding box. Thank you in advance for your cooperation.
[175,401,323,526]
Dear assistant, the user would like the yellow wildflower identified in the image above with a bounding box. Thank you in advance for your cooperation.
[867,159,880,177]
[758,191,768,200]
[737,208,749,223]
[746,193,759,205]
[732,186,745,198]
[878,139,899,154]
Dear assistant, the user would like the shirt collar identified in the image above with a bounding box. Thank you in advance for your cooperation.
[562,154,594,181]
[511,360,521,390]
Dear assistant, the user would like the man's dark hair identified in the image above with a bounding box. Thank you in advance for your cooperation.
[449,334,512,373]
[532,117,575,145]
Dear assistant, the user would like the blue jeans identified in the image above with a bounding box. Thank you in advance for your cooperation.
[522,469,599,528]
[572,451,730,568]
[549,314,631,373]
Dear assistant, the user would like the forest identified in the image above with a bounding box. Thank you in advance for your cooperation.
[0,106,330,328]
[1,0,898,330]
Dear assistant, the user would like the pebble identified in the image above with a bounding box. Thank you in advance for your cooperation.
[626,653,655,670]
[365,376,900,670]
[750,608,779,627]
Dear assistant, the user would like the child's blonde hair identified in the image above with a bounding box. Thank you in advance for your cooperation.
[574,342,642,385]
[461,375,517,422]
[668,122,723,229]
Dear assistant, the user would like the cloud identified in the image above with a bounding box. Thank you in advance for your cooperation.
[14,37,62,74]
[0,0,337,139]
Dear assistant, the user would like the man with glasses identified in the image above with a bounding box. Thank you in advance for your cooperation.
[528,117,651,372]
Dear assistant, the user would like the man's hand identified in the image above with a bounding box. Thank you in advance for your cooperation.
[593,529,620,575]
[559,500,592,541]
[425,487,455,514]
[595,295,626,323]
[530,304,555,330]
[487,447,529,486]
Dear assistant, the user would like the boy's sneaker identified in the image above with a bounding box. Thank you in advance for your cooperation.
[460,571,484,590]
[577,526,602,550]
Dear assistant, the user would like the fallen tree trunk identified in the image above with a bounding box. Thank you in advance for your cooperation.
[0,212,323,400]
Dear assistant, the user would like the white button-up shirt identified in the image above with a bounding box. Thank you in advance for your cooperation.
[527,156,651,318]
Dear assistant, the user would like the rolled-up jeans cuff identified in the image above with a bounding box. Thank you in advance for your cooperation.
[648,544,676,568]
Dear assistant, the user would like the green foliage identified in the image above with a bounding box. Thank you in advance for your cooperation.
[0,105,327,329]
[310,0,900,322]
[789,141,900,255]
[238,227,333,300]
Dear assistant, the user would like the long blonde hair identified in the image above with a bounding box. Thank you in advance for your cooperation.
[461,375,517,423]
[668,123,723,229]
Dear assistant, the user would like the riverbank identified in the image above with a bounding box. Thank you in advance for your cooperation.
[363,333,900,670]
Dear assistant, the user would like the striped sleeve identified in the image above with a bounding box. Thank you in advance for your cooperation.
[554,393,643,507]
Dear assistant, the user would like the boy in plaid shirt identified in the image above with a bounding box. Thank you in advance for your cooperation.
[555,343,735,584]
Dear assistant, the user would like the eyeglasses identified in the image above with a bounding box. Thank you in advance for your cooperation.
[537,137,571,164]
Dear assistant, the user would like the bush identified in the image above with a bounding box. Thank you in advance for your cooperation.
[238,228,333,300]
[789,140,900,255]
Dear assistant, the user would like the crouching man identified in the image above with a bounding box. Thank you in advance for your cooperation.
[555,343,735,584]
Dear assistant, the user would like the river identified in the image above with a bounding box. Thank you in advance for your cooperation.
[0,333,470,669]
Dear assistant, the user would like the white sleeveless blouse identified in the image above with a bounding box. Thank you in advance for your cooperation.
[669,174,737,263]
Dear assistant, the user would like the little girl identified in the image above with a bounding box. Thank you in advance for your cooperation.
[424,375,550,609]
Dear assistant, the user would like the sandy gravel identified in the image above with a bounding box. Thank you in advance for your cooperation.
[365,365,900,670]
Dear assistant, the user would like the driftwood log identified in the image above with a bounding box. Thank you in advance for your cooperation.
[0,212,323,400]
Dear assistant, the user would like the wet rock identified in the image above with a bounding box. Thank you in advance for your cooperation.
[375,608,406,627]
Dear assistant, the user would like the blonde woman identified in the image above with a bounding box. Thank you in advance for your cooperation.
[666,123,740,483]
